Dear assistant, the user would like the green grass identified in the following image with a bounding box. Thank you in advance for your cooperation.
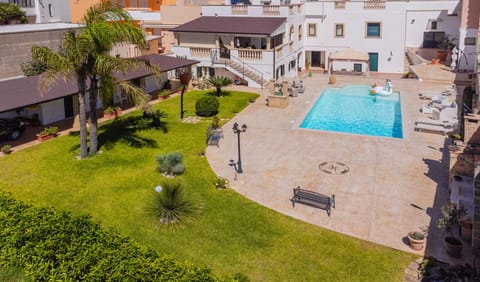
[0,89,415,281]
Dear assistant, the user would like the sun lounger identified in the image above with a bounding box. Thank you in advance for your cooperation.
[414,123,457,135]
[415,117,457,127]
[418,90,454,100]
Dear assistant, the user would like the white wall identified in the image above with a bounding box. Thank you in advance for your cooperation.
[35,0,71,23]
[457,28,477,71]
[41,98,65,125]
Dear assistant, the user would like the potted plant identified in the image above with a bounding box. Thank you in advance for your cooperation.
[103,106,122,119]
[1,145,12,155]
[157,89,171,100]
[306,60,311,70]
[407,227,428,250]
[437,202,467,258]
[36,126,59,142]
[436,34,456,61]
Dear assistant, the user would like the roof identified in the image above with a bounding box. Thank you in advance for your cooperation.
[0,54,199,113]
[0,23,84,35]
[170,16,286,35]
[329,48,370,61]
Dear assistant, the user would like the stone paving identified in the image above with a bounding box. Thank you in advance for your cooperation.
[207,74,471,264]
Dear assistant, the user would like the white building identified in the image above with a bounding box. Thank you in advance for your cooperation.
[169,0,471,87]
[0,0,71,23]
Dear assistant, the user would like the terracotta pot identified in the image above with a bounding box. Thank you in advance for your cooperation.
[437,51,448,61]
[36,133,56,142]
[408,232,425,250]
[328,76,336,84]
[445,236,462,258]
[432,58,440,64]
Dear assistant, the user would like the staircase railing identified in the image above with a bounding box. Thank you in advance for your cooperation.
[228,53,266,88]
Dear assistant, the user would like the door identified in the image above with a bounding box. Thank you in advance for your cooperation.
[311,51,321,67]
[423,31,444,48]
[368,53,378,72]
[64,96,74,118]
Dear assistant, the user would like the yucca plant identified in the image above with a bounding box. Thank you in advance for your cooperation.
[156,152,185,176]
[148,180,201,226]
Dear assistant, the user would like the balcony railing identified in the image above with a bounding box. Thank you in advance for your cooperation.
[363,0,386,9]
[190,47,211,58]
[263,5,280,15]
[8,0,34,7]
[232,5,248,15]
[238,49,263,60]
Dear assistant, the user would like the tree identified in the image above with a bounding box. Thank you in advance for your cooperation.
[80,2,161,155]
[0,3,27,25]
[178,67,192,119]
[207,76,232,97]
[32,31,93,158]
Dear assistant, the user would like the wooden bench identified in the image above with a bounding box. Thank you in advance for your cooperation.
[290,186,335,216]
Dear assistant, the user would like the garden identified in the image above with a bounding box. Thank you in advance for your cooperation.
[0,89,414,281]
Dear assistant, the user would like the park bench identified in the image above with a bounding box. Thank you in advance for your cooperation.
[290,186,335,216]
[206,127,223,147]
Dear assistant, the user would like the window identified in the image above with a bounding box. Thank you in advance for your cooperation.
[366,22,381,38]
[430,20,437,30]
[308,24,316,37]
[465,37,476,45]
[289,26,294,41]
[298,25,302,40]
[335,24,344,37]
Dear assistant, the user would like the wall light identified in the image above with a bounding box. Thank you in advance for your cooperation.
[411,19,415,24]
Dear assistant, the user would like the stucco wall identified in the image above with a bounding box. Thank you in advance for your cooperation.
[69,0,100,23]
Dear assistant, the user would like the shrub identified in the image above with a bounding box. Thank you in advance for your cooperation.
[147,180,201,226]
[214,177,229,189]
[207,76,232,97]
[0,192,229,281]
[1,145,12,154]
[211,116,220,129]
[0,3,27,25]
[196,96,219,117]
[156,152,185,176]
[37,126,58,136]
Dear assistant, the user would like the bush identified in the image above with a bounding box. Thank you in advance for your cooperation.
[157,152,185,176]
[0,192,231,281]
[1,145,12,154]
[214,177,229,189]
[147,180,201,226]
[195,96,219,117]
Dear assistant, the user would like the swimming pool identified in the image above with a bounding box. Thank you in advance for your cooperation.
[300,85,403,138]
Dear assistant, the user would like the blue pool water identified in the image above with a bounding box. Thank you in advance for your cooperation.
[300,85,403,138]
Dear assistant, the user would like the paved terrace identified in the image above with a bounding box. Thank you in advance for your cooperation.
[207,74,469,263]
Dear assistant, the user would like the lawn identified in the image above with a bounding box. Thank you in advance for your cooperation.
[0,89,415,281]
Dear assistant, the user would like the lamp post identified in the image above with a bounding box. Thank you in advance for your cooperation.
[232,122,247,174]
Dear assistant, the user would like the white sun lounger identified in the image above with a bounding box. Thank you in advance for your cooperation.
[414,123,457,135]
[415,117,458,127]
[418,90,455,100]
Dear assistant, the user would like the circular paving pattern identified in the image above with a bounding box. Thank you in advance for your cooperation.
[319,161,350,175]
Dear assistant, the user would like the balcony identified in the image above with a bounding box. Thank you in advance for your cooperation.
[263,5,280,15]
[232,5,248,15]
[363,0,386,9]
[334,1,346,9]
[238,49,263,60]
[190,47,211,58]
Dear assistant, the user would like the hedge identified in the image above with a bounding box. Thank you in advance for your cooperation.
[0,192,242,281]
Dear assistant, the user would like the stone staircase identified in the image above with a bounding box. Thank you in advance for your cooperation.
[227,60,269,88]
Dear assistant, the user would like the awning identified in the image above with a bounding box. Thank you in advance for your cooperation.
[329,48,369,61]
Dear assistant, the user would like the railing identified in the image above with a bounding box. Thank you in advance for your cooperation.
[229,52,266,89]
[263,5,280,15]
[363,0,386,9]
[8,0,34,7]
[232,5,248,15]
[190,47,211,58]
[238,49,263,60]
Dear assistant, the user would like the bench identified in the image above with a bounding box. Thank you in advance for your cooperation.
[207,128,223,147]
[290,186,335,216]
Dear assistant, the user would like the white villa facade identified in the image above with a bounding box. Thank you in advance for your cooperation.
[167,0,473,87]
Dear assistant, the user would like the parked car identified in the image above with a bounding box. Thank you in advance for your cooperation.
[0,118,26,140]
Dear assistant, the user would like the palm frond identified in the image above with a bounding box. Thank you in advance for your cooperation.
[117,80,150,110]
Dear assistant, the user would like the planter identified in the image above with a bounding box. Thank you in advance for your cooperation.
[328,75,336,85]
[103,109,122,119]
[445,236,462,258]
[432,58,440,64]
[36,133,56,142]
[436,51,448,61]
[408,232,426,250]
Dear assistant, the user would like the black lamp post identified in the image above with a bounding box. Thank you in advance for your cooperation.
[232,122,247,174]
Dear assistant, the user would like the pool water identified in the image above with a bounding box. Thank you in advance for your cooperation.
[300,85,403,138]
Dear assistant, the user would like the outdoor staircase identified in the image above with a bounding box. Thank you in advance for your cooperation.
[226,60,269,88]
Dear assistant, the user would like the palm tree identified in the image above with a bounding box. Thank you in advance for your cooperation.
[32,31,94,158]
[207,76,232,97]
[80,2,161,155]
